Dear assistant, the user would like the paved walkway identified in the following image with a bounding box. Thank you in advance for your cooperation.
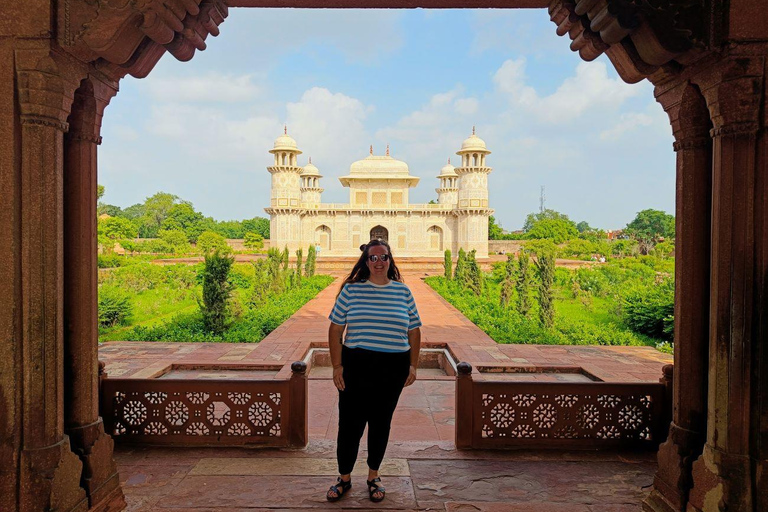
[100,273,671,511]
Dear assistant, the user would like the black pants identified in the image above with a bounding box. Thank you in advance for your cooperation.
[337,346,410,475]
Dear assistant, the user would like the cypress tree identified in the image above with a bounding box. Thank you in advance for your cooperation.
[467,249,483,296]
[500,254,515,308]
[535,251,555,328]
[516,250,532,317]
[455,248,467,285]
[444,249,452,280]
[199,250,234,335]
[305,245,316,277]
[295,248,303,286]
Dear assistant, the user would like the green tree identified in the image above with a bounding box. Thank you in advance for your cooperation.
[267,248,285,293]
[161,203,204,237]
[249,259,271,307]
[121,203,146,221]
[523,209,575,232]
[199,251,234,335]
[488,215,504,240]
[97,184,105,201]
[305,245,317,277]
[140,192,182,238]
[244,232,264,250]
[295,248,303,286]
[242,217,270,239]
[516,250,532,317]
[576,220,592,233]
[455,248,468,285]
[282,246,290,274]
[98,216,138,241]
[158,229,190,254]
[97,204,122,217]
[499,254,515,308]
[535,252,556,329]
[466,250,483,296]
[443,249,452,280]
[625,209,675,254]
[197,230,229,254]
[525,218,578,244]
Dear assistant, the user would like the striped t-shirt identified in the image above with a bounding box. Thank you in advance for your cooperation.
[328,280,422,353]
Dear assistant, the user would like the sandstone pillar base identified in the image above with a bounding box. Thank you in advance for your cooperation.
[643,422,704,512]
[20,436,88,512]
[67,419,124,510]
[686,443,752,512]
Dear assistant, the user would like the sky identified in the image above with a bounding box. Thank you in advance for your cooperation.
[99,8,675,232]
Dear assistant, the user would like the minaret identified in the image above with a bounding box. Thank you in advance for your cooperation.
[300,157,323,209]
[264,126,303,252]
[455,127,493,257]
[436,157,459,206]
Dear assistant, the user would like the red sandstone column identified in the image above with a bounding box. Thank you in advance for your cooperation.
[63,77,124,510]
[686,55,766,512]
[14,49,89,512]
[644,82,713,512]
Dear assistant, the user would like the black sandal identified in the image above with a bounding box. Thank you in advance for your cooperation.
[367,477,386,502]
[326,477,352,502]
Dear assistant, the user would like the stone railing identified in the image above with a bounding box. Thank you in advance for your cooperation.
[455,362,672,449]
[100,362,308,447]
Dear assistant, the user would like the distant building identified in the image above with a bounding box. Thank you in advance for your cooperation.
[264,128,494,257]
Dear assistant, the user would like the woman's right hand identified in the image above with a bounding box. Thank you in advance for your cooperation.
[333,366,345,391]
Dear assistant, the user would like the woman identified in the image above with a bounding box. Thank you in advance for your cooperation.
[325,239,422,503]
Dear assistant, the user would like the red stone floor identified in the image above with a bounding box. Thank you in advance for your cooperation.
[101,273,671,510]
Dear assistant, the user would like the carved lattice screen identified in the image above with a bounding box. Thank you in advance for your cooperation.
[101,379,291,446]
[468,381,666,449]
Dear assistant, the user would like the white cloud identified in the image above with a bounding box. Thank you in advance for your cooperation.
[493,59,640,124]
[144,73,261,103]
[285,87,374,187]
[599,112,654,140]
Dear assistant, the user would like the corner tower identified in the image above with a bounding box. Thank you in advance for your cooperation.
[436,158,459,206]
[264,127,303,252]
[455,127,493,257]
[300,157,323,209]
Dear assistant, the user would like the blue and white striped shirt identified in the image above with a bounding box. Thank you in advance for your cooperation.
[329,280,422,353]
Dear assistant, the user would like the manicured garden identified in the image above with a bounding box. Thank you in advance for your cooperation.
[98,247,332,343]
[427,248,674,352]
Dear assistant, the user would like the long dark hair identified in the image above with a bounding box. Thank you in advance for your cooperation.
[338,239,402,296]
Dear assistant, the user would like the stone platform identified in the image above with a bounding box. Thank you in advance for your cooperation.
[100,273,671,510]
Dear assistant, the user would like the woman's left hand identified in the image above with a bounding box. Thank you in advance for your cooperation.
[405,365,417,387]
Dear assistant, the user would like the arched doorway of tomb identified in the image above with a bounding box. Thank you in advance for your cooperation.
[428,225,443,252]
[315,225,331,252]
[370,225,389,242]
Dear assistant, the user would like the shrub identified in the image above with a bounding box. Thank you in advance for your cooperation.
[197,230,229,254]
[98,287,133,327]
[574,267,611,296]
[228,263,254,289]
[98,253,125,268]
[466,250,483,296]
[158,229,191,254]
[622,277,675,340]
[249,259,271,307]
[454,248,468,285]
[199,251,234,335]
[243,231,264,250]
[444,249,452,280]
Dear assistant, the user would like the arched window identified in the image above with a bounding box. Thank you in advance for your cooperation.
[315,225,331,252]
[428,225,443,251]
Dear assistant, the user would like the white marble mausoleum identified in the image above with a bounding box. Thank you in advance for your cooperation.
[264,128,493,258]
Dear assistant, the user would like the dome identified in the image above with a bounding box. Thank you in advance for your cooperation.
[349,154,410,176]
[457,128,490,154]
[438,160,457,177]
[269,129,302,154]
[301,159,322,177]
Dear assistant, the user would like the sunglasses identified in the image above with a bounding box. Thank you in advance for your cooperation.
[367,254,391,263]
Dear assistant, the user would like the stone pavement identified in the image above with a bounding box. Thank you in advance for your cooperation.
[101,273,671,510]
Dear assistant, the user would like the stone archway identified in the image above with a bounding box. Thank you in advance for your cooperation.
[370,225,389,242]
[428,225,443,252]
[3,3,768,512]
